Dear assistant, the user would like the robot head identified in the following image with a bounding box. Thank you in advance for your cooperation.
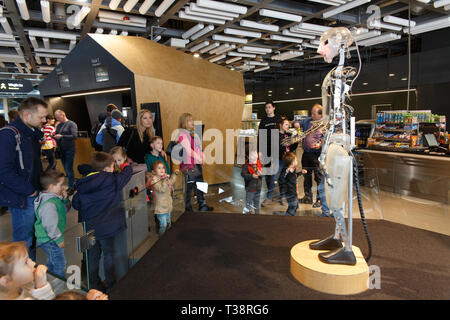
[317,27,353,63]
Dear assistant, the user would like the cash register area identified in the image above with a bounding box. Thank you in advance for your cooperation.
[0,147,448,295]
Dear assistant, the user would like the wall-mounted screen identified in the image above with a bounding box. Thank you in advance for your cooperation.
[58,74,70,88]
[94,66,109,82]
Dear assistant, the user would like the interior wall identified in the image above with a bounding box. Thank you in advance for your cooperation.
[85,92,124,127]
[47,96,91,132]
[135,75,245,185]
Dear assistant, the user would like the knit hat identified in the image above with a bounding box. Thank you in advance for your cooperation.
[111,109,123,120]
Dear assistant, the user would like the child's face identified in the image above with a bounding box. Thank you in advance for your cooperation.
[151,139,163,152]
[48,178,66,196]
[187,118,194,130]
[291,157,298,168]
[249,150,258,163]
[3,254,36,289]
[112,153,126,167]
[152,163,166,177]
[281,121,290,132]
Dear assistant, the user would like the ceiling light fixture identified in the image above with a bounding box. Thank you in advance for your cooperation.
[189,4,239,18]
[120,31,128,36]
[199,42,220,53]
[209,54,226,63]
[240,19,279,32]
[155,0,176,17]
[98,10,147,28]
[61,87,131,98]
[368,20,402,31]
[389,73,395,77]
[196,0,248,15]
[434,0,450,8]
[212,34,248,43]
[306,0,346,6]
[282,30,315,39]
[109,0,122,10]
[294,22,331,33]
[139,0,157,15]
[193,53,200,58]
[403,16,450,35]
[228,51,257,58]
[226,56,241,64]
[358,32,401,46]
[322,0,372,19]
[28,28,78,41]
[270,34,303,43]
[259,9,302,22]
[383,15,416,27]
[178,11,226,25]
[209,43,230,54]
[215,44,236,55]
[95,28,104,34]
[185,8,234,21]
[241,46,272,53]
[40,1,51,23]
[271,50,303,61]
[123,0,139,12]
[224,28,261,38]
[16,0,30,20]
[71,6,91,28]
[254,66,270,73]
[190,24,214,40]
[353,30,381,41]
[248,61,268,66]
[182,23,204,39]
[190,40,210,52]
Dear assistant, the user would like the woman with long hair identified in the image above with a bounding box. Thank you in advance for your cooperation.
[117,109,159,164]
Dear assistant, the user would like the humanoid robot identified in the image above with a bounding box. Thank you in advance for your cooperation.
[307,27,361,265]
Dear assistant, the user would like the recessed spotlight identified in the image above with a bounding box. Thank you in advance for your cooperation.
[268,90,272,93]
[307,89,311,92]
[389,73,395,77]
[285,92,289,94]
[268,94,272,96]
[314,83,320,87]
[401,77,407,81]
[363,82,368,85]
[230,67,235,71]
[193,53,200,58]
[289,87,294,90]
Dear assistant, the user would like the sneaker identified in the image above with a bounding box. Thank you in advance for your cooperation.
[199,205,213,212]
[261,198,273,207]
[299,196,312,204]
[312,199,321,208]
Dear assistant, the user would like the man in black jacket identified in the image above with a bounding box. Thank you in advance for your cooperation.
[258,102,281,207]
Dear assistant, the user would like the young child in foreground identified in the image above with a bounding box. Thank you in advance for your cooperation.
[149,161,180,238]
[34,170,71,278]
[110,146,147,173]
[278,152,307,216]
[0,241,55,300]
[72,152,132,293]
[241,143,262,214]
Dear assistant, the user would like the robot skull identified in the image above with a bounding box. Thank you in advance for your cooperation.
[317,27,353,63]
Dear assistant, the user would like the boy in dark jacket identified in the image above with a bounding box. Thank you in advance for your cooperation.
[72,152,132,293]
[241,143,262,214]
[278,152,307,216]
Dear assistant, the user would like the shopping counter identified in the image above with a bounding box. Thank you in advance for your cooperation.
[357,149,450,204]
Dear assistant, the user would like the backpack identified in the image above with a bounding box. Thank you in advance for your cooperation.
[0,126,24,170]
[102,116,118,153]
[90,122,103,151]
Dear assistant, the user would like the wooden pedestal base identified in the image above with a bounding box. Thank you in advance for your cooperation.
[290,240,369,295]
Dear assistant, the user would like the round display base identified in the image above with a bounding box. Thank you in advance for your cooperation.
[290,240,369,295]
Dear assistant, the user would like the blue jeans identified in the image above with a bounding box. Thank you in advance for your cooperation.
[38,241,66,278]
[286,198,298,216]
[156,213,171,238]
[245,190,260,214]
[318,178,331,216]
[61,147,76,189]
[9,196,37,261]
[87,235,116,292]
[264,159,280,200]
[274,159,286,200]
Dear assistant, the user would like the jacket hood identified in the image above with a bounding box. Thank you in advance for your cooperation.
[75,172,110,194]
[104,118,121,127]
[34,191,60,212]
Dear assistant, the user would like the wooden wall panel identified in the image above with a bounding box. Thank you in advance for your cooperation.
[134,75,245,185]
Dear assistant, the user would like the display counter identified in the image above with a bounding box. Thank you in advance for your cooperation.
[358,148,450,204]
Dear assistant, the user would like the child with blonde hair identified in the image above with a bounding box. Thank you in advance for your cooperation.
[0,242,55,300]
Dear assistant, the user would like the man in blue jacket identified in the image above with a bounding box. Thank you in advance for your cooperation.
[0,97,48,260]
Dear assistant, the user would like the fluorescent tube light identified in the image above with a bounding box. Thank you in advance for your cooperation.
[120,31,128,36]
[241,46,272,53]
[368,19,402,31]
[383,15,416,27]
[0,33,14,41]
[16,0,30,20]
[254,66,270,73]
[190,24,214,40]
[282,30,315,39]
[98,10,147,26]
[196,0,247,15]
[226,56,241,64]
[306,0,345,6]
[445,4,450,10]
[155,0,176,17]
[179,11,226,24]
[61,87,131,98]
[240,19,279,32]
[295,22,331,32]
[357,32,401,46]
[215,44,235,55]
[228,51,257,58]
[434,0,450,8]
[110,29,118,35]
[190,40,210,52]
[182,23,204,39]
[28,29,78,41]
[185,8,233,20]
[99,17,147,28]
[271,50,304,61]
[154,35,161,42]
[212,34,248,44]
[199,42,220,53]
[43,37,50,49]
[248,61,268,66]
[353,30,381,41]
[72,6,91,27]
[209,54,226,63]
[0,18,13,35]
[69,40,76,50]
[189,4,239,18]
[270,34,303,43]
[139,0,157,14]
[415,0,430,2]
[224,28,261,38]
[302,43,319,49]
[238,48,267,55]
[323,0,372,19]
[259,9,302,22]
[41,1,51,23]
[209,44,230,54]
[403,16,450,35]
[109,0,122,10]
[123,0,139,12]
[95,27,104,33]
